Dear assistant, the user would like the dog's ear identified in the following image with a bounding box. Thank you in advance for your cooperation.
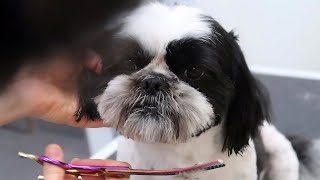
[222,31,270,155]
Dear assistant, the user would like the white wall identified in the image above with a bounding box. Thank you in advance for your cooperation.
[162,0,320,79]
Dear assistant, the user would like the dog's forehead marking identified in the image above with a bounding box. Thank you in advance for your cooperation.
[118,3,212,54]
[142,59,170,76]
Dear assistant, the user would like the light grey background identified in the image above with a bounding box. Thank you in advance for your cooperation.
[258,75,320,139]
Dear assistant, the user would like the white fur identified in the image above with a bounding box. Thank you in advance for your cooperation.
[118,2,212,54]
[258,122,299,180]
[117,126,258,180]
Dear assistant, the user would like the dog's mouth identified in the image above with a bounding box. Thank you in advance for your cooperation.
[131,103,159,114]
[143,105,157,111]
[128,92,169,115]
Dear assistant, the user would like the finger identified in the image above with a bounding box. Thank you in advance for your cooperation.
[71,159,130,180]
[71,158,80,162]
[38,174,77,180]
[106,177,129,180]
[84,49,103,74]
[81,176,105,180]
[43,145,77,180]
[43,144,65,180]
[106,176,130,180]
[68,117,110,128]
[71,159,130,167]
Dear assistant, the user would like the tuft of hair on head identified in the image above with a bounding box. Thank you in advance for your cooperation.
[228,29,239,41]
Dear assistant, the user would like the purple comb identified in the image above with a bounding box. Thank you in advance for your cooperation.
[18,152,225,178]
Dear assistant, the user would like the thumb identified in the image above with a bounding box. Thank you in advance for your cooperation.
[43,144,65,180]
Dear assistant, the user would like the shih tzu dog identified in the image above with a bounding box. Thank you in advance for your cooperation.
[78,2,269,179]
[77,2,268,179]
[77,2,320,180]
[78,3,320,180]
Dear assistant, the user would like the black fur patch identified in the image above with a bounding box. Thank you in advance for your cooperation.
[287,135,313,170]
[165,16,270,155]
[76,37,153,121]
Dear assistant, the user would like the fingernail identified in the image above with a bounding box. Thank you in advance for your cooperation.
[45,144,63,158]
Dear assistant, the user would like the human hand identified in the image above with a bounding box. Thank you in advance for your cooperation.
[43,144,130,180]
[0,50,105,127]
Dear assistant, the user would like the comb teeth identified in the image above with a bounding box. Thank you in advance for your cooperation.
[177,161,225,174]
[174,162,225,176]
[204,163,226,170]
[17,151,225,177]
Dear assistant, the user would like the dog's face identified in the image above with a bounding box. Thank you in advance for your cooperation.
[80,3,269,155]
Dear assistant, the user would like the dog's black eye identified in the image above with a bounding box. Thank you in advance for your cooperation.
[184,65,204,80]
[124,59,137,73]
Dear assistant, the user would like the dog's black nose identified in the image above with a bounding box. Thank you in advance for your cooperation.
[140,77,169,94]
